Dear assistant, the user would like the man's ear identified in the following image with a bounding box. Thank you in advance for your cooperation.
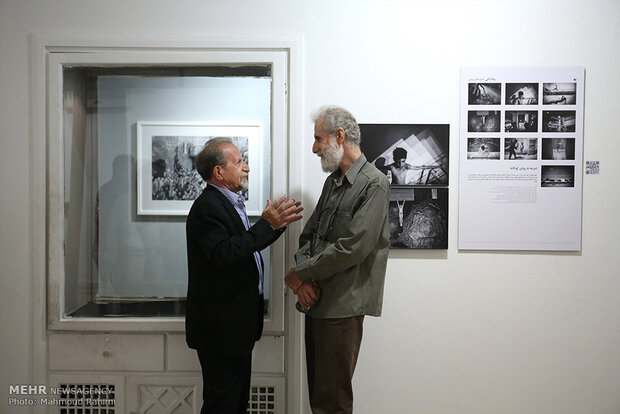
[336,128,345,144]
[213,165,223,180]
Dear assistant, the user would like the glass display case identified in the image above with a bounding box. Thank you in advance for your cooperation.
[61,66,273,319]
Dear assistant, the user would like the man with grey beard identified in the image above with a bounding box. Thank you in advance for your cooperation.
[284,105,390,413]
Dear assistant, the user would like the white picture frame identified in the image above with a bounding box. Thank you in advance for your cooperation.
[137,121,263,216]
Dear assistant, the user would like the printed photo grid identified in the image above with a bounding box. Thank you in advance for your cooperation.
[465,81,578,187]
[459,67,584,251]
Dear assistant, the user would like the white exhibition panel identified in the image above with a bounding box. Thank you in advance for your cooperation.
[459,67,585,251]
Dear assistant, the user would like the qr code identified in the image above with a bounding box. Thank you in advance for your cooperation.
[586,161,599,175]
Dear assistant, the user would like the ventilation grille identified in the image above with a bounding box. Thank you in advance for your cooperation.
[139,385,195,413]
[58,383,116,413]
[247,386,276,414]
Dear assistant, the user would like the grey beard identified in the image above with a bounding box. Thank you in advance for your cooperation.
[239,177,249,191]
[320,140,344,173]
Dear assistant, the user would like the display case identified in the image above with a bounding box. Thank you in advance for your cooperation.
[61,66,272,320]
[45,48,290,333]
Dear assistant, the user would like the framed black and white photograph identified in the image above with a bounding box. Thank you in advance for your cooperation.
[542,138,575,160]
[468,83,501,105]
[542,110,576,132]
[505,83,539,105]
[505,110,537,132]
[543,82,577,105]
[137,122,263,215]
[388,187,448,249]
[467,111,500,133]
[359,124,449,186]
[467,138,501,160]
[504,138,538,160]
[541,165,575,187]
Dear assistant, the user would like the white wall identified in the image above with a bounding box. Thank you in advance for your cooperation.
[1,0,618,413]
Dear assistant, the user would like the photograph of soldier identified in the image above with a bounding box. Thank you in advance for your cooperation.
[506,83,538,105]
[505,111,538,132]
[467,111,501,132]
[503,138,538,160]
[360,124,449,186]
[468,83,501,105]
[541,165,575,187]
[388,187,448,249]
[542,111,576,132]
[543,83,577,105]
[467,138,500,159]
[542,138,576,160]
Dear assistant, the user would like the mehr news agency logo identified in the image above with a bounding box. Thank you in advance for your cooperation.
[8,384,115,407]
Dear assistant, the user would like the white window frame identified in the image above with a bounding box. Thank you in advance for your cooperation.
[46,49,289,333]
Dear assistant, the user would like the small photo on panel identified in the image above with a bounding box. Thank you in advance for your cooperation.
[505,111,538,132]
[543,83,576,105]
[505,83,538,105]
[542,111,576,132]
[468,83,501,105]
[467,138,501,160]
[541,138,575,160]
[468,111,501,132]
[541,165,575,187]
[504,138,538,160]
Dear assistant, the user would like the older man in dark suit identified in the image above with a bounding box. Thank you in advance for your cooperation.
[186,137,302,414]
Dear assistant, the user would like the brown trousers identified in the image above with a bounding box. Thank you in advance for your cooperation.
[305,315,364,414]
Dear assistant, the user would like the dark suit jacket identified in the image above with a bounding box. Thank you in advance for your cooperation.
[185,185,283,357]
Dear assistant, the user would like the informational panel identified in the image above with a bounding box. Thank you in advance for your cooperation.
[458,67,584,251]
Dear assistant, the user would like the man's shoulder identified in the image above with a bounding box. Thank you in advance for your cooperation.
[188,187,224,215]
[192,186,214,203]
[359,161,390,190]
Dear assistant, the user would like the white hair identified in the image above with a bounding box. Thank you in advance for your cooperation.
[311,105,361,146]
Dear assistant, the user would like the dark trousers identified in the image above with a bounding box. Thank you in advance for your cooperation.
[305,315,364,414]
[197,349,252,414]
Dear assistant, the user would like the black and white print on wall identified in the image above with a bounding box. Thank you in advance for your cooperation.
[151,135,249,201]
[137,122,263,215]
[360,124,449,186]
[388,187,448,249]
[360,123,450,249]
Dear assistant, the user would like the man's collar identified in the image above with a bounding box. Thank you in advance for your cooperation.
[208,183,240,205]
[330,153,367,186]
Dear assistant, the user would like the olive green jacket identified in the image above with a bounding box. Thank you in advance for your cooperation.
[295,154,390,318]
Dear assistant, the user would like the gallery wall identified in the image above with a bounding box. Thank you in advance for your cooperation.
[1,0,619,413]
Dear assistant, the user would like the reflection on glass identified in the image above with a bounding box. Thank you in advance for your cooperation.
[62,67,272,318]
